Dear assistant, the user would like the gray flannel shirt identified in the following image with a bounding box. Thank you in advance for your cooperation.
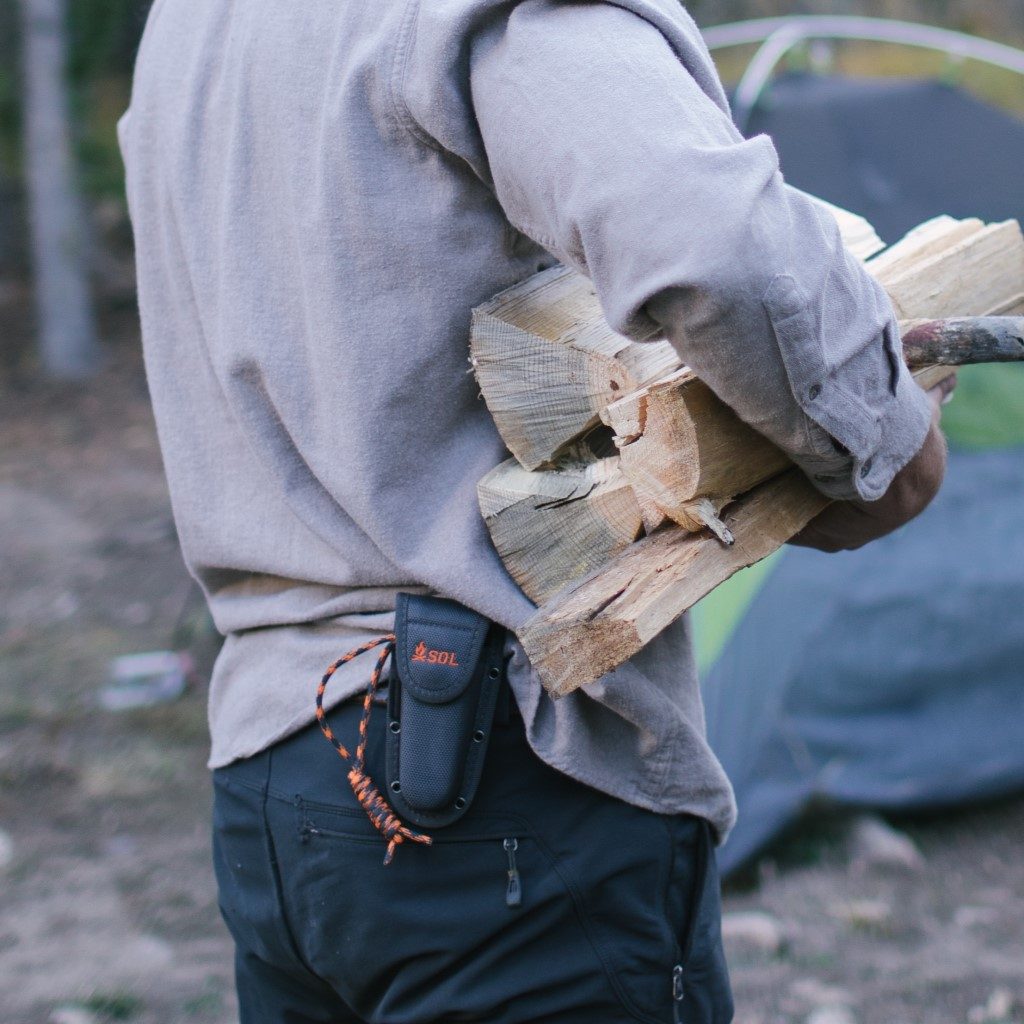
[118,0,932,841]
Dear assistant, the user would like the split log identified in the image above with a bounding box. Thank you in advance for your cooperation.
[477,444,642,604]
[470,268,679,470]
[517,471,829,697]
[471,198,883,469]
[519,315,1024,696]
[865,215,984,276]
[479,444,735,603]
[477,425,729,602]
[877,218,1024,318]
[602,370,789,532]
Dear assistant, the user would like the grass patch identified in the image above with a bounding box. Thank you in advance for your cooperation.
[692,552,781,672]
[182,989,224,1017]
[942,363,1024,450]
[82,991,143,1021]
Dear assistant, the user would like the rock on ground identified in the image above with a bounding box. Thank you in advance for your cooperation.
[806,1006,858,1024]
[721,911,785,955]
[848,814,926,872]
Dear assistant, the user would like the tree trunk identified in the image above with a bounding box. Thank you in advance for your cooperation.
[20,0,100,379]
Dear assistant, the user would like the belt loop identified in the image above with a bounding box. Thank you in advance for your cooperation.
[494,630,515,726]
[495,671,512,726]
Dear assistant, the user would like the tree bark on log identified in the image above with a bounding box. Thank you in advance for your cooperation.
[902,317,1024,367]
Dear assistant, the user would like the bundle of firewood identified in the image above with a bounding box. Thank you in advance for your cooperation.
[471,200,1024,697]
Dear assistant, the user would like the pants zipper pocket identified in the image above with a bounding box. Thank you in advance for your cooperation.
[672,962,685,1022]
[503,837,522,907]
[671,819,713,1020]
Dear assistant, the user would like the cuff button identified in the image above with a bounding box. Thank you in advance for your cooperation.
[860,459,874,478]
[808,384,822,401]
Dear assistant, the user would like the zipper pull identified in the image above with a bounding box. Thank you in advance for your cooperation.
[672,963,685,1022]
[503,837,522,908]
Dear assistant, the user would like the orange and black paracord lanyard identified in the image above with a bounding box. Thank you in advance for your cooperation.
[315,634,432,864]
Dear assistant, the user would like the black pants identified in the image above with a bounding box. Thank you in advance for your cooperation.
[212,678,734,1023]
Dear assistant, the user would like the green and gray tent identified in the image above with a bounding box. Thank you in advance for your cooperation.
[695,18,1024,875]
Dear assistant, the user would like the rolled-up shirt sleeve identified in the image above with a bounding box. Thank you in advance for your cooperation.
[457,0,933,502]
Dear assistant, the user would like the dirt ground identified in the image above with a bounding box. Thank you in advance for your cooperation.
[1,301,1022,1024]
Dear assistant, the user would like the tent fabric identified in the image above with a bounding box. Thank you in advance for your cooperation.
[703,448,1024,875]
[745,74,1024,243]
[694,70,1024,875]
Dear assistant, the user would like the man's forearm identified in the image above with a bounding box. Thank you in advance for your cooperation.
[469,0,933,510]
[790,378,953,552]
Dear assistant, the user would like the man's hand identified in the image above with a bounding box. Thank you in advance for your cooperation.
[790,374,957,553]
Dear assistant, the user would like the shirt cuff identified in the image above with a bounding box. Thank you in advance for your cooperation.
[793,359,933,503]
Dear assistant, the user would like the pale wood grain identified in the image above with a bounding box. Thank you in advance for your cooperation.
[518,472,829,696]
[477,445,642,604]
[470,268,679,470]
[476,212,1024,697]
[878,219,1024,319]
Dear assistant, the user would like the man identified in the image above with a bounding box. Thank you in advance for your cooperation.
[118,0,951,1020]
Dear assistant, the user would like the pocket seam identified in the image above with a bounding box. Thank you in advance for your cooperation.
[531,830,674,1024]
[660,815,685,965]
[296,802,538,842]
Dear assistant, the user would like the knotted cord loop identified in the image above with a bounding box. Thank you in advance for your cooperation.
[316,633,433,864]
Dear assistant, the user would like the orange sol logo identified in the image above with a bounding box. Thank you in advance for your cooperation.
[411,640,460,666]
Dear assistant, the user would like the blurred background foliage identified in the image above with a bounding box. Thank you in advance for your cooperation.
[0,0,150,281]
[0,0,147,187]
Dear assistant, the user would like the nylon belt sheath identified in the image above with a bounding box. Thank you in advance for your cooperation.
[385,592,507,829]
